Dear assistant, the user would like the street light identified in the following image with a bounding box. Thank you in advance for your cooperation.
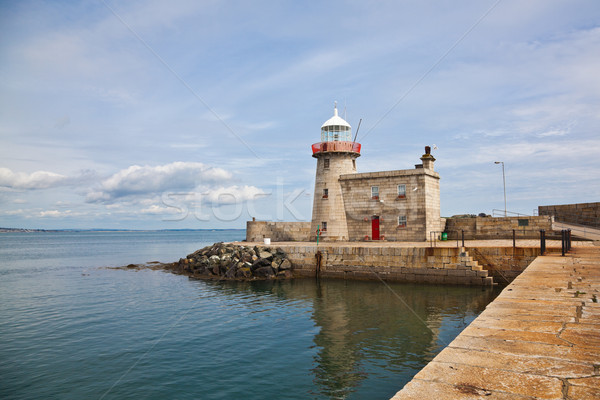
[494,161,507,217]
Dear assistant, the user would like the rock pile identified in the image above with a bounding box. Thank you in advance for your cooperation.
[167,242,294,280]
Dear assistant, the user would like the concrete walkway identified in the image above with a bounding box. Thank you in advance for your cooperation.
[391,246,600,399]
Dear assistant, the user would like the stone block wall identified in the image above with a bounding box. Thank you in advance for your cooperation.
[246,221,311,242]
[339,168,441,241]
[467,246,541,284]
[539,202,600,228]
[280,244,493,286]
[445,216,553,240]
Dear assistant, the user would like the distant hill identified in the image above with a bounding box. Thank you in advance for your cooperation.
[0,228,56,233]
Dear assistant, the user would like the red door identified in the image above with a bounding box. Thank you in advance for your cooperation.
[371,216,380,240]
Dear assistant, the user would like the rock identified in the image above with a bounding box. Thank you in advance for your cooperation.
[236,267,251,278]
[251,258,271,271]
[277,270,292,278]
[254,266,275,278]
[225,266,237,278]
[259,251,273,261]
[279,259,292,270]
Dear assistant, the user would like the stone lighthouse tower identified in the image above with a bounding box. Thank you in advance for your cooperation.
[310,104,361,241]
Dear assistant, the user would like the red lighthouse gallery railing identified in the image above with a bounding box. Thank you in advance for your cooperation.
[311,141,361,155]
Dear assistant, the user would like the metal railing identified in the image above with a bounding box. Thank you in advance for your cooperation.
[491,209,531,218]
[311,141,361,155]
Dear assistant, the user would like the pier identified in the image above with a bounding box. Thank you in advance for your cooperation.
[239,239,592,286]
[392,245,600,399]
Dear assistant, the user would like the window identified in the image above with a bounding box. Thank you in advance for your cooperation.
[398,216,407,228]
[352,159,356,170]
[322,188,328,198]
[324,159,330,169]
[371,186,379,200]
[397,184,406,198]
[321,221,327,231]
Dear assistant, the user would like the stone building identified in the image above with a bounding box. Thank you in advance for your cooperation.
[246,105,444,242]
[310,105,443,242]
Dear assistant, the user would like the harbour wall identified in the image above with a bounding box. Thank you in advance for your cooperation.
[246,221,311,242]
[465,246,540,284]
[539,201,600,228]
[270,244,494,286]
[444,216,552,239]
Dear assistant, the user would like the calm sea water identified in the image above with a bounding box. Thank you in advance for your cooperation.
[0,231,499,399]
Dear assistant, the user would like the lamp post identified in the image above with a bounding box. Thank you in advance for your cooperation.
[494,161,507,217]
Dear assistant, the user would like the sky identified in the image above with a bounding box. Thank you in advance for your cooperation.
[1,0,599,230]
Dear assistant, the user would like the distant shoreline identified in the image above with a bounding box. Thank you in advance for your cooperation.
[0,228,246,233]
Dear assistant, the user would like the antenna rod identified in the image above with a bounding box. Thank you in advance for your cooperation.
[352,118,362,143]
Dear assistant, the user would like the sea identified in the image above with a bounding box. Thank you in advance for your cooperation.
[0,230,500,399]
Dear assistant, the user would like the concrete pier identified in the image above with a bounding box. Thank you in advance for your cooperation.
[392,246,600,399]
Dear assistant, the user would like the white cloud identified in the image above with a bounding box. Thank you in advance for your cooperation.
[203,185,267,205]
[139,204,181,215]
[0,168,96,191]
[39,210,65,218]
[86,162,233,203]
[0,168,69,190]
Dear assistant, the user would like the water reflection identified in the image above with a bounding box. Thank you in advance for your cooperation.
[202,278,498,399]
[311,279,496,398]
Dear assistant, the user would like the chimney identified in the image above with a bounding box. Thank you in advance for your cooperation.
[420,146,435,171]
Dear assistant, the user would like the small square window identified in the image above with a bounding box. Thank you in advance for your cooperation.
[397,184,406,198]
[398,216,407,228]
[321,221,327,231]
[324,159,330,169]
[371,186,379,200]
[322,188,328,198]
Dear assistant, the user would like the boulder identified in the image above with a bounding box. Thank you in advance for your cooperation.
[254,266,275,278]
[251,258,271,271]
[277,270,292,278]
[259,250,273,261]
[279,259,292,270]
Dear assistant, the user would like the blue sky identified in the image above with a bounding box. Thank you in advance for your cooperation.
[1,0,599,229]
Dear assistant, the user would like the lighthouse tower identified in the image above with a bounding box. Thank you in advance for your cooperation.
[310,104,361,241]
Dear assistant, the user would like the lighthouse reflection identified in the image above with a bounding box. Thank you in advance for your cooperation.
[309,279,496,399]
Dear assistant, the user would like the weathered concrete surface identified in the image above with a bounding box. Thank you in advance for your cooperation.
[391,246,600,399]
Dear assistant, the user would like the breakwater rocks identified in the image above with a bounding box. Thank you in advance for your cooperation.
[167,242,294,280]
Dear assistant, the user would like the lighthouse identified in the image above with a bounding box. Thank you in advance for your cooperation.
[310,104,361,241]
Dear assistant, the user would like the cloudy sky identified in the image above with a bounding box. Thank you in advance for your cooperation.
[1,0,599,229]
